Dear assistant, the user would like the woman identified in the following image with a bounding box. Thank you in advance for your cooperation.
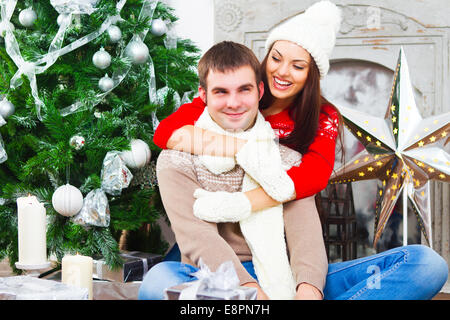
[153,4,343,213]
[153,1,448,299]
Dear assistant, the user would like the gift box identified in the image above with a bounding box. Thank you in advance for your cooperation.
[0,276,89,300]
[93,251,163,282]
[92,280,141,300]
[164,281,257,300]
[41,269,141,300]
[164,259,257,300]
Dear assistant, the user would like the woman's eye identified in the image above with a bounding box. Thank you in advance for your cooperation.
[271,56,280,62]
[293,65,305,70]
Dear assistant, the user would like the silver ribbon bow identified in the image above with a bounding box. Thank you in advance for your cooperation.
[71,188,110,227]
[178,259,248,300]
[1,0,106,120]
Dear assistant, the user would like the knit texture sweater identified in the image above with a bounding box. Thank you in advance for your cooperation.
[156,134,329,296]
[194,108,296,299]
[152,97,339,199]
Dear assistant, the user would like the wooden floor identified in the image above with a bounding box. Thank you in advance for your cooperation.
[1,259,449,300]
[432,292,450,300]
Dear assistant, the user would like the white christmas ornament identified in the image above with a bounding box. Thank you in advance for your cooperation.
[0,98,15,119]
[125,39,149,64]
[151,18,167,37]
[18,8,37,28]
[92,47,111,69]
[120,139,151,169]
[107,25,122,43]
[52,184,84,217]
[98,74,114,92]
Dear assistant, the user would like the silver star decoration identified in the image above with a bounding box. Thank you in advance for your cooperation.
[330,48,450,246]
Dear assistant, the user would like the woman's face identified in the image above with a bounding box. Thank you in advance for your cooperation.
[265,40,311,105]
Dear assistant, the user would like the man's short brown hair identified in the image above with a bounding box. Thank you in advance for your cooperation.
[198,41,262,90]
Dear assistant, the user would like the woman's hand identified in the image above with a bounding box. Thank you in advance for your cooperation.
[295,283,323,300]
[235,137,295,203]
[193,189,252,223]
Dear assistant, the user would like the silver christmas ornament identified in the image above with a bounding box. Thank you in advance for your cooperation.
[0,98,15,119]
[72,188,110,227]
[125,39,149,64]
[101,151,133,196]
[107,25,122,43]
[69,135,85,150]
[151,18,167,37]
[18,8,37,28]
[92,47,111,69]
[98,74,114,92]
[94,109,102,118]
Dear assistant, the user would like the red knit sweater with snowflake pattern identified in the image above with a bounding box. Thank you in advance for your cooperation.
[153,97,340,199]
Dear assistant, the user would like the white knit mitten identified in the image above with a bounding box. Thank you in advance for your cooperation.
[235,137,295,202]
[193,188,252,223]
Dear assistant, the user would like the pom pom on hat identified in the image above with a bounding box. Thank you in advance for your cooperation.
[265,1,342,78]
[304,0,341,34]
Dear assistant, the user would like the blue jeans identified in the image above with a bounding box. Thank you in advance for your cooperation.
[138,244,448,300]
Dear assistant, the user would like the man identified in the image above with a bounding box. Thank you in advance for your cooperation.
[138,41,328,300]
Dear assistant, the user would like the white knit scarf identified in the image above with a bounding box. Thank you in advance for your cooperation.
[195,108,296,300]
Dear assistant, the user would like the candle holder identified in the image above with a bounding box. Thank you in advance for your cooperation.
[15,262,52,277]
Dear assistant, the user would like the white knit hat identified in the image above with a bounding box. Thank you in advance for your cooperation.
[265,1,341,79]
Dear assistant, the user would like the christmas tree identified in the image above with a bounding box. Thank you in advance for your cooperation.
[0,0,200,272]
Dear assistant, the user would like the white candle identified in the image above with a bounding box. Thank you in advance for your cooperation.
[62,254,93,300]
[16,195,47,266]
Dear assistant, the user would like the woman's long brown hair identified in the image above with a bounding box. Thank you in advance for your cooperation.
[259,44,344,163]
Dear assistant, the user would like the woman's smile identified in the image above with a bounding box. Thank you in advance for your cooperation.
[273,76,293,90]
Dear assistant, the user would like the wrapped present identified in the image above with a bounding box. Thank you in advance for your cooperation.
[164,259,257,300]
[93,251,163,282]
[41,269,140,300]
[93,280,140,300]
[164,281,257,300]
[0,276,89,300]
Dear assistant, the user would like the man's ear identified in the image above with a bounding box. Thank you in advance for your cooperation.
[258,81,264,100]
[198,86,207,104]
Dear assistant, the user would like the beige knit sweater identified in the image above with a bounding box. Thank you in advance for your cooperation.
[156,146,329,295]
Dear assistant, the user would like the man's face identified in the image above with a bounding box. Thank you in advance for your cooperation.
[199,65,264,132]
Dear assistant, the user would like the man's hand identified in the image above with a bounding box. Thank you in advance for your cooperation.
[242,282,269,300]
[295,283,323,300]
